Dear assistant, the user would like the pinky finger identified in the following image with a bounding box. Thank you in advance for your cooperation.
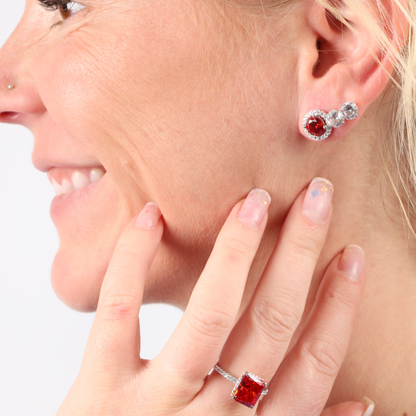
[262,244,366,415]
[321,397,375,416]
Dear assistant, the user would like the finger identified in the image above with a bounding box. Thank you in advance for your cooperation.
[208,177,333,407]
[321,397,375,416]
[263,244,366,415]
[155,189,271,387]
[84,202,163,370]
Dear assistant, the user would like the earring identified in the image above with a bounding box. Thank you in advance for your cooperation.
[7,84,14,90]
[302,102,358,141]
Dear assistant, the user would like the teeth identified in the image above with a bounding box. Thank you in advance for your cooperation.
[49,167,106,196]
[52,178,74,196]
[72,170,91,190]
[51,179,61,195]
[90,168,105,183]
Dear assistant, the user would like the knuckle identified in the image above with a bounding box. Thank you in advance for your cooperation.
[111,241,150,270]
[115,241,145,260]
[249,296,300,344]
[286,232,321,263]
[324,286,358,314]
[187,303,235,340]
[115,240,143,256]
[220,236,256,260]
[89,325,117,359]
[299,339,342,379]
[100,293,139,321]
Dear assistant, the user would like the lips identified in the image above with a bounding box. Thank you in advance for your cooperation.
[47,166,107,195]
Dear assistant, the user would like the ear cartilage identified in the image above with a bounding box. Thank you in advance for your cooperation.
[302,102,358,141]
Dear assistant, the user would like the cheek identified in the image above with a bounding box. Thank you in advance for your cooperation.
[35,1,204,133]
[35,27,146,209]
[35,6,221,200]
[36,33,118,149]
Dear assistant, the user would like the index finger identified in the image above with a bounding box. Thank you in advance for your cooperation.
[83,203,163,371]
[155,189,271,387]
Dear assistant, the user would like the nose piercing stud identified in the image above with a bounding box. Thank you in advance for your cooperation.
[302,102,358,141]
[8,84,14,90]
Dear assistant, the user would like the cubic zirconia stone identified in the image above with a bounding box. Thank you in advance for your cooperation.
[232,373,265,409]
[326,110,345,128]
[305,116,326,136]
[340,102,358,120]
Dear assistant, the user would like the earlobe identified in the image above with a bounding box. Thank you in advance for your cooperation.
[297,0,409,142]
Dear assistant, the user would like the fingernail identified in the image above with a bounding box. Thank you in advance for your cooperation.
[301,177,334,225]
[134,202,162,230]
[361,396,375,416]
[237,188,271,230]
[338,244,365,282]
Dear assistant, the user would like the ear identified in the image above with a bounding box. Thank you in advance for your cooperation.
[297,0,409,142]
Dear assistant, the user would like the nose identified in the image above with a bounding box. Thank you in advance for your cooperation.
[0,3,47,129]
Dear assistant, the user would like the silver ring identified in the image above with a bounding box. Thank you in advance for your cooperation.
[213,364,268,409]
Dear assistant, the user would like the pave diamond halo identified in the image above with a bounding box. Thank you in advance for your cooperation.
[302,110,332,141]
[302,102,358,141]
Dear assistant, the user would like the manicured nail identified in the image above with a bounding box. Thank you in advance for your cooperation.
[301,177,334,225]
[361,396,375,416]
[338,244,365,282]
[237,188,271,230]
[134,202,161,230]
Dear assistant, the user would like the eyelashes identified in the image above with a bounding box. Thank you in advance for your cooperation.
[37,0,70,11]
[37,0,87,25]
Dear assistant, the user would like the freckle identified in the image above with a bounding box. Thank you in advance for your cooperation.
[403,412,407,416]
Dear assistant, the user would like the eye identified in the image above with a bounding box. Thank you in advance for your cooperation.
[59,2,86,20]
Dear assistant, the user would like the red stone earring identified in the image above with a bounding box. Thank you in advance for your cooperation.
[302,102,358,141]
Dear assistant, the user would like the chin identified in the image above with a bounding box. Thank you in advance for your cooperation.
[50,247,106,313]
[49,215,200,312]
[49,241,185,313]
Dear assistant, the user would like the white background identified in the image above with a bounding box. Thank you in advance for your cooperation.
[0,2,183,414]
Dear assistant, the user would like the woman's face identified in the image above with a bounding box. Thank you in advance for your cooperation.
[0,0,300,311]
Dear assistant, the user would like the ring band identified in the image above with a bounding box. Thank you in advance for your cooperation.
[213,364,268,409]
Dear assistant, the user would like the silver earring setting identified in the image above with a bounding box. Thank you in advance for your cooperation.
[302,102,358,141]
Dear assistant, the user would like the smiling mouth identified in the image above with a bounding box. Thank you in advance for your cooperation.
[47,166,107,195]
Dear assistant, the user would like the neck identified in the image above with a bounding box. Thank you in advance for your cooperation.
[252,106,416,414]
[323,176,416,413]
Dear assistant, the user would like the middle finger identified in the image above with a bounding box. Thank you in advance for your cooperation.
[154,188,271,388]
[208,177,334,411]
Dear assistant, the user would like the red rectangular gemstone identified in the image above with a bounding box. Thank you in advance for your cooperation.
[232,372,265,409]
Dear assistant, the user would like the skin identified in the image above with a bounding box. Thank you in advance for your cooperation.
[0,0,415,414]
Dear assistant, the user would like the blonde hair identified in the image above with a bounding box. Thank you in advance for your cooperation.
[222,0,416,241]
[318,0,416,242]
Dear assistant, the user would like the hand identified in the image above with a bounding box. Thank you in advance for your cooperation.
[56,179,374,416]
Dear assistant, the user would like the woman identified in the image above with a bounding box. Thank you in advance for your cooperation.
[0,0,414,414]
